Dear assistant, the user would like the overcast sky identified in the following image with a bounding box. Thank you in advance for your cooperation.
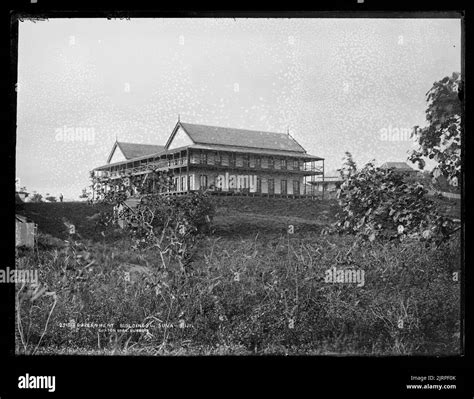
[16,18,461,200]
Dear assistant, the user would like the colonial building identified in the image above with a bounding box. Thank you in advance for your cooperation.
[92,121,325,198]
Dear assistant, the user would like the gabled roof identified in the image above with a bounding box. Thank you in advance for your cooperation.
[107,141,165,163]
[168,122,307,153]
[380,162,417,171]
[95,122,324,171]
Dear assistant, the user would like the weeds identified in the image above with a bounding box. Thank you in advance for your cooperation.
[15,228,461,355]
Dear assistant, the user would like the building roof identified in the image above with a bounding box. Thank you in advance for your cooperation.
[380,162,417,172]
[178,122,307,153]
[109,142,165,162]
[96,122,324,170]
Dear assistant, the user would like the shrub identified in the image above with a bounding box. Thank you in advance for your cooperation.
[15,232,461,355]
[88,171,215,269]
[336,162,458,243]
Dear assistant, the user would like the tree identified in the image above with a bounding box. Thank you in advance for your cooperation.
[30,192,43,203]
[79,188,89,199]
[409,72,462,187]
[337,151,357,179]
[88,169,215,270]
[45,196,57,202]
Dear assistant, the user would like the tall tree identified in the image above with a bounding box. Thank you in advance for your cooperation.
[338,151,357,179]
[409,72,462,187]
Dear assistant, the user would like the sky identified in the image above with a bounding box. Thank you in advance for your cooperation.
[16,18,461,200]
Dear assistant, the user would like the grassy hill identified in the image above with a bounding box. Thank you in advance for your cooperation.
[16,194,458,241]
[16,201,108,241]
[17,197,340,240]
[212,196,338,237]
[15,196,461,356]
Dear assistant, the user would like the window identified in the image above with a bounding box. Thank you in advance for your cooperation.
[229,153,236,167]
[268,178,274,194]
[181,176,186,191]
[243,155,250,168]
[293,159,299,170]
[191,152,200,164]
[256,177,262,193]
[200,152,207,164]
[255,157,261,168]
[236,155,243,168]
[281,180,287,194]
[200,175,208,189]
[215,152,222,166]
[281,158,287,170]
[293,180,300,195]
[221,153,228,166]
[207,152,215,165]
[268,157,274,169]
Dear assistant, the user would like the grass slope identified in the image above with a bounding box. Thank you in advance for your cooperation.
[15,196,461,355]
[17,197,340,241]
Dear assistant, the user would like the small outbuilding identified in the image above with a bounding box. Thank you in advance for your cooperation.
[15,214,37,248]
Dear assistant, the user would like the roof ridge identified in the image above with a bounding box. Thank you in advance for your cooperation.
[180,121,291,137]
[117,141,163,146]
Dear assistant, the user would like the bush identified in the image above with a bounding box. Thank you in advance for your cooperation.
[89,170,215,269]
[15,232,461,355]
[336,162,457,243]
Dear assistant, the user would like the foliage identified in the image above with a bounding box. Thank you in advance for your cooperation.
[336,162,458,243]
[79,188,89,199]
[15,231,461,355]
[15,194,460,355]
[337,151,357,179]
[30,192,43,203]
[88,169,215,270]
[45,196,57,202]
[409,72,462,187]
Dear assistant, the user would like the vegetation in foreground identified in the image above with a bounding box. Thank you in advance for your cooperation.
[15,197,460,356]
